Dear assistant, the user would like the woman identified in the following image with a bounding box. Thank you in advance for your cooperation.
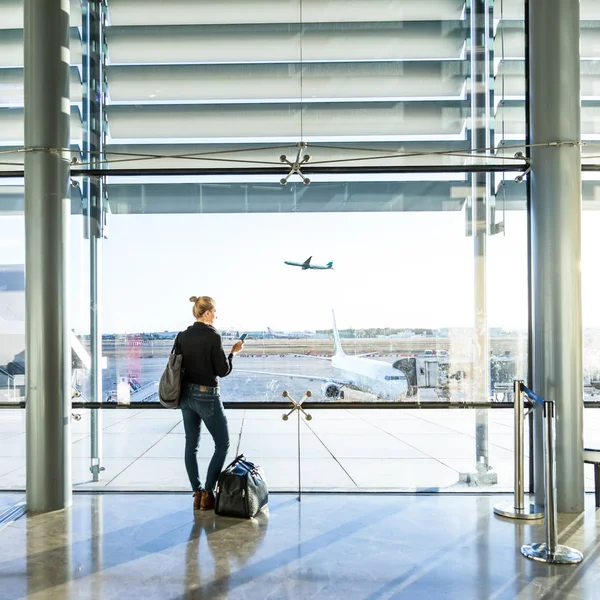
[177,296,244,510]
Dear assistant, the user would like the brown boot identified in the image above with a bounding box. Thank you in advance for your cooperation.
[193,490,202,510]
[200,490,215,511]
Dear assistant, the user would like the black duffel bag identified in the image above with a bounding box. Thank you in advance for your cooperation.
[215,455,268,519]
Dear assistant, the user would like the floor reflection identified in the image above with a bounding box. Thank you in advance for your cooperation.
[184,510,269,598]
[0,493,598,600]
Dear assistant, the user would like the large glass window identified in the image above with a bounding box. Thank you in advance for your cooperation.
[0,0,87,489]
[0,0,83,172]
[581,0,600,414]
[5,0,600,493]
[0,194,24,405]
[0,0,27,482]
[101,0,525,174]
[100,179,531,408]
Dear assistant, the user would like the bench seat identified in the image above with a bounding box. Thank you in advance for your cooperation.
[584,448,600,508]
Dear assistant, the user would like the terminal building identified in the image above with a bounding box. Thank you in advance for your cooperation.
[1,1,599,598]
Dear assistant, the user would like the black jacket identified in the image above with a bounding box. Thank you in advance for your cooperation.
[177,322,232,387]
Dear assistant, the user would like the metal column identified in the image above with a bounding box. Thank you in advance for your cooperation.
[24,0,72,512]
[466,0,496,485]
[529,0,583,513]
[82,0,108,482]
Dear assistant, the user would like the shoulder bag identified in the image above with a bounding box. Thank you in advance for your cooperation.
[158,334,183,409]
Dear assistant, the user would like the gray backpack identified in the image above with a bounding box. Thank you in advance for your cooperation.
[159,335,183,409]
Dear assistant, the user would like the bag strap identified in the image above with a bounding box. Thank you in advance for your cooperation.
[171,333,182,355]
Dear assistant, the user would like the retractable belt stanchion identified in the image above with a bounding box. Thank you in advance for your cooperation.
[494,380,543,519]
[520,386,583,564]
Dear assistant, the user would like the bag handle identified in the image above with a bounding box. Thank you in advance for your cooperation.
[224,454,255,471]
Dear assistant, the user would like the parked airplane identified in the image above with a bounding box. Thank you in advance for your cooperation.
[238,311,409,401]
[221,329,267,340]
[266,327,314,340]
[284,256,333,270]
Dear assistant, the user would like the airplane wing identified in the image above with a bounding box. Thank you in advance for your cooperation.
[236,369,353,386]
[302,256,312,267]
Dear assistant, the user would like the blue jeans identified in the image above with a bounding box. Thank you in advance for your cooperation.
[180,384,230,493]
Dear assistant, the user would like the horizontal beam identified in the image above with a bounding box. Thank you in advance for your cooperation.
[0,164,529,179]
[2,165,598,181]
[3,402,600,410]
[0,400,524,410]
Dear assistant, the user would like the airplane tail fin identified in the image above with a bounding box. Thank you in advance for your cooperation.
[332,310,345,356]
[326,261,333,269]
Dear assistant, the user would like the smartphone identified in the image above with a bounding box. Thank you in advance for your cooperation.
[239,333,248,341]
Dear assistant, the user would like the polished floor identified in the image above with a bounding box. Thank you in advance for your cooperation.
[1,408,600,492]
[0,493,599,599]
[0,492,21,514]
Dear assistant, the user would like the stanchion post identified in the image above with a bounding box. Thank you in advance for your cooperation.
[515,378,525,511]
[494,380,543,519]
[544,400,558,555]
[282,390,312,503]
[297,400,301,502]
[521,400,583,564]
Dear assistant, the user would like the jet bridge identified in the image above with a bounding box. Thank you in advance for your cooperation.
[394,353,525,402]
[393,355,451,398]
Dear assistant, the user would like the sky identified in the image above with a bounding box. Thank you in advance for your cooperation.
[89,209,527,333]
[3,207,600,334]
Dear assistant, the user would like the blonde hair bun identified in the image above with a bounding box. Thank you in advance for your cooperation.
[190,295,216,319]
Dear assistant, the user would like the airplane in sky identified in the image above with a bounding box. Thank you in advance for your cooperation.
[238,311,409,401]
[284,256,333,270]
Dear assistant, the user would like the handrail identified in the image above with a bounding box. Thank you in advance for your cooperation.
[0,366,14,380]
[0,400,600,410]
[0,400,517,411]
[3,400,600,410]
[0,366,16,399]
